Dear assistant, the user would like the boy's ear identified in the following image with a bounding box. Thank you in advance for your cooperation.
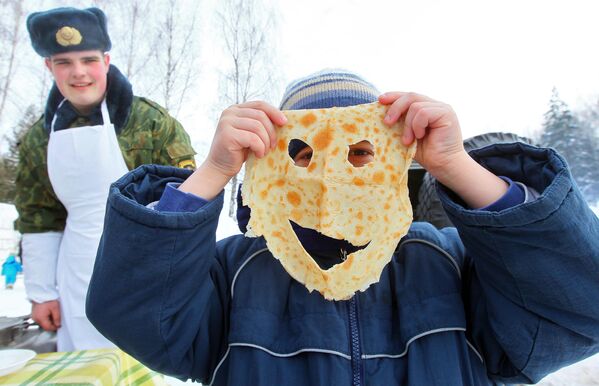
[103,53,110,71]
[44,57,52,72]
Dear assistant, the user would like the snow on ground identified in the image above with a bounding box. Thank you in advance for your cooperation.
[0,203,20,262]
[0,277,30,317]
[537,354,599,385]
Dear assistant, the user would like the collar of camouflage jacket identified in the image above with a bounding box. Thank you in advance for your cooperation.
[44,64,133,134]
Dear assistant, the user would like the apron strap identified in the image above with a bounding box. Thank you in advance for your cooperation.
[99,99,110,125]
[50,99,68,133]
[50,99,110,132]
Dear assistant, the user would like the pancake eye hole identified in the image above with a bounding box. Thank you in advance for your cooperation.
[348,140,374,167]
[289,139,312,168]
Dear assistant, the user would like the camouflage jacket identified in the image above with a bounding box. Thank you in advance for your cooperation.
[15,96,196,233]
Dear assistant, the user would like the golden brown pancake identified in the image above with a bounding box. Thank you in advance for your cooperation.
[243,102,416,300]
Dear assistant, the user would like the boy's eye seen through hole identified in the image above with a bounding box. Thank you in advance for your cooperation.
[289,139,312,168]
[347,140,374,167]
[289,139,375,168]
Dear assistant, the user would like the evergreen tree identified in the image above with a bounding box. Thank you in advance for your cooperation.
[540,88,599,201]
[577,96,599,150]
[0,105,40,203]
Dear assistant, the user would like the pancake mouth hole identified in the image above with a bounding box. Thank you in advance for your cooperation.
[289,220,370,270]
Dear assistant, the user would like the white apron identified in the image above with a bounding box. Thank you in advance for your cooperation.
[47,99,128,351]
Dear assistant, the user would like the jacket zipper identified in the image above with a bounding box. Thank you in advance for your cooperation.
[348,295,362,386]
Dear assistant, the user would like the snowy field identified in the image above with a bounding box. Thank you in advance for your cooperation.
[2,275,599,385]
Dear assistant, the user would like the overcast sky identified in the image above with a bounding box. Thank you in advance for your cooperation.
[267,0,599,141]
[4,0,599,150]
[187,0,599,234]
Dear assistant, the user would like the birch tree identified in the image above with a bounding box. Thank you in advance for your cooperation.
[0,1,26,124]
[96,0,156,91]
[150,0,202,115]
[69,0,201,113]
[216,0,280,218]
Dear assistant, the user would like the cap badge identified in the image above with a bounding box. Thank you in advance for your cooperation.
[56,26,82,46]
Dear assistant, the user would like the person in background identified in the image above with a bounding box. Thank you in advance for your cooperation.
[15,6,196,351]
[2,254,22,290]
[87,70,599,385]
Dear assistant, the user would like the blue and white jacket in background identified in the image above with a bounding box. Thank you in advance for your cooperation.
[87,143,599,386]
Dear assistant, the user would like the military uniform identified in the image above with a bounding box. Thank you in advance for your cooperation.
[15,96,196,233]
[20,6,196,352]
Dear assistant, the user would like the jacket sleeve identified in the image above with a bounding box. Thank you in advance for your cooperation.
[145,98,197,169]
[15,123,66,303]
[22,232,62,302]
[14,122,67,233]
[438,143,599,384]
[86,165,229,383]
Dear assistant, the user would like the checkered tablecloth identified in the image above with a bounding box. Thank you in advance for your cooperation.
[0,348,168,385]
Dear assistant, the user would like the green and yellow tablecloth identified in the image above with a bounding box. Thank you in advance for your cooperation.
[0,348,169,385]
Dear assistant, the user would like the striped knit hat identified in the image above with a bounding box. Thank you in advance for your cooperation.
[279,69,380,110]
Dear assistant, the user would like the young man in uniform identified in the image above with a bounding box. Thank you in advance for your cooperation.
[15,6,196,351]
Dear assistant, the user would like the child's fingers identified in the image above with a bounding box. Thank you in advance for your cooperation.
[404,102,448,140]
[232,117,271,154]
[383,92,433,126]
[402,125,415,146]
[234,130,267,158]
[378,92,406,105]
[236,107,278,150]
[239,100,287,126]
[414,107,452,146]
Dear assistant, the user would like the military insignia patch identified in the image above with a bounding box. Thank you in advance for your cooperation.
[177,159,196,170]
[56,26,83,46]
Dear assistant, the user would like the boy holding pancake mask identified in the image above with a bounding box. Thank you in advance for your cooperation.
[87,70,599,386]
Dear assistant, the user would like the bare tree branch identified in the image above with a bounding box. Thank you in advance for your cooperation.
[91,0,159,97]
[215,0,280,218]
[150,0,202,115]
[0,2,25,122]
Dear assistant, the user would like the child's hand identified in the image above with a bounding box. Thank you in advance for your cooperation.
[378,92,465,179]
[379,92,509,208]
[179,101,287,200]
[207,101,287,177]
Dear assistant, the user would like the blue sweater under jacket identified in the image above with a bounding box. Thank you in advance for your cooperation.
[87,143,599,386]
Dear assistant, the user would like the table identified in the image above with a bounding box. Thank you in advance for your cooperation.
[0,348,169,385]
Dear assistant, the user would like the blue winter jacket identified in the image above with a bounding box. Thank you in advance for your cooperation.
[2,255,22,283]
[86,143,599,385]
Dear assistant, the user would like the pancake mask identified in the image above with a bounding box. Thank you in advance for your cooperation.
[242,102,416,300]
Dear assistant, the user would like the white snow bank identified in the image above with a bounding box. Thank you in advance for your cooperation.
[0,203,20,259]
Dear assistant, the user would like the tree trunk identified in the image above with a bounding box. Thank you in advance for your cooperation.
[0,2,23,121]
[228,174,238,218]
